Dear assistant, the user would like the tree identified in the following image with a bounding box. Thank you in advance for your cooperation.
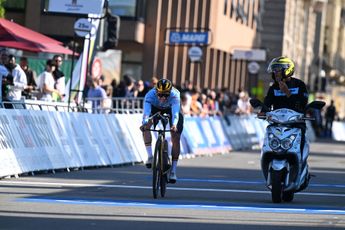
[0,0,6,18]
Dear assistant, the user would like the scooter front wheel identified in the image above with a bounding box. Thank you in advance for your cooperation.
[271,170,283,203]
[282,191,294,202]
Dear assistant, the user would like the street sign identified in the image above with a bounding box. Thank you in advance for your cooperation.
[48,0,104,15]
[188,46,203,62]
[168,31,210,45]
[233,49,266,61]
[248,61,260,74]
[74,18,92,37]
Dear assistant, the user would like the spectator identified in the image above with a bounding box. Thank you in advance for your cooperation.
[150,76,158,89]
[3,55,27,105]
[324,100,336,137]
[52,55,65,101]
[87,77,107,113]
[136,80,149,98]
[190,88,202,116]
[180,92,191,116]
[235,91,252,115]
[37,60,61,102]
[20,56,37,99]
[0,50,9,105]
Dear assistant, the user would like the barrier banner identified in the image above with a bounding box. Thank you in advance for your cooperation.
[27,111,69,170]
[65,112,106,167]
[116,114,147,162]
[0,110,22,177]
[208,116,232,151]
[49,112,83,168]
[182,116,208,154]
[225,115,246,150]
[84,114,118,165]
[332,121,345,141]
[105,115,138,163]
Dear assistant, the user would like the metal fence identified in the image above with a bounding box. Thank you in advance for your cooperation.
[0,97,144,114]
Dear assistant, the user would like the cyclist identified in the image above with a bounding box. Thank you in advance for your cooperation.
[140,78,183,183]
[263,56,309,152]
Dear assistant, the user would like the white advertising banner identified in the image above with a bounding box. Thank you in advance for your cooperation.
[48,0,105,15]
[105,115,136,163]
[122,114,148,162]
[114,114,144,163]
[0,110,22,177]
[78,113,112,166]
[48,112,83,168]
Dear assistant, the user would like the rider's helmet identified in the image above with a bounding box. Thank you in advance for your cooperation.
[267,56,295,80]
[156,78,172,94]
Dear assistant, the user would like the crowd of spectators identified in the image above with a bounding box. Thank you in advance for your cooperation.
[0,49,338,138]
[86,74,253,118]
[0,48,67,105]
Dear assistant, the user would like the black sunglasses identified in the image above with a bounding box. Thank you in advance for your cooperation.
[157,93,170,98]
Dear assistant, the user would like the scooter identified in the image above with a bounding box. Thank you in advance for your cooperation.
[250,99,325,203]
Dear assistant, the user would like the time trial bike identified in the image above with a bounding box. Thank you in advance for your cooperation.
[143,112,171,199]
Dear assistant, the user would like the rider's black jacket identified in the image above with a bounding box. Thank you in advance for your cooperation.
[263,77,308,114]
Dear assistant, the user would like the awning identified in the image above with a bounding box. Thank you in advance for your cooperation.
[0,18,74,55]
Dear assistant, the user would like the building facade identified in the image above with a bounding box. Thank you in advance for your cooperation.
[4,0,263,94]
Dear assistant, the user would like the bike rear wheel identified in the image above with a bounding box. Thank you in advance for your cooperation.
[152,138,161,199]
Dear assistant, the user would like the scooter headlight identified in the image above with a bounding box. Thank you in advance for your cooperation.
[281,135,296,150]
[268,133,280,150]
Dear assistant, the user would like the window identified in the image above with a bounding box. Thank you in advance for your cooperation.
[3,0,26,10]
[108,0,136,17]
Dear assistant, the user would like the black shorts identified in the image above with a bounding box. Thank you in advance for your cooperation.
[151,106,184,134]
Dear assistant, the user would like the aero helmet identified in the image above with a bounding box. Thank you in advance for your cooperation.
[156,79,172,94]
[267,56,295,79]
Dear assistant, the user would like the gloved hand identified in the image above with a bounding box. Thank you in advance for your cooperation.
[142,118,150,125]
[140,118,150,131]
[170,125,178,132]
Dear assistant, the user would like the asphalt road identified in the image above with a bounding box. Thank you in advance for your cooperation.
[0,140,344,230]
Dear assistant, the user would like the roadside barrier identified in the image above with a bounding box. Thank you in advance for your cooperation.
[0,106,324,178]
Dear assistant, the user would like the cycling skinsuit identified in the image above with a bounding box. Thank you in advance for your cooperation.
[143,87,184,134]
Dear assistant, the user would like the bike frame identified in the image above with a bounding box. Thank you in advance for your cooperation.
[145,112,171,199]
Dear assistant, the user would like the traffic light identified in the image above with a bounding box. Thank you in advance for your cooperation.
[103,11,120,50]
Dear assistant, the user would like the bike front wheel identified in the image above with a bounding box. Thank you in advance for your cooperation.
[159,140,169,197]
[152,138,161,199]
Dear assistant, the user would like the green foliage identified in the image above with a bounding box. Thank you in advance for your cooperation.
[0,0,6,18]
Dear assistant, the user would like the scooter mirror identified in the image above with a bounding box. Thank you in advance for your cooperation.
[249,98,262,108]
[249,99,270,112]
[305,100,326,111]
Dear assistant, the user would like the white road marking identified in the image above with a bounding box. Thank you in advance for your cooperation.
[1,180,345,197]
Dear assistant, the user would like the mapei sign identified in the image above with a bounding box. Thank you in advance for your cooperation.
[166,31,211,45]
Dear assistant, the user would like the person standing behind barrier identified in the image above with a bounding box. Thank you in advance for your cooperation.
[37,60,61,102]
[0,50,9,106]
[324,100,336,137]
[87,77,107,113]
[20,56,37,99]
[3,55,27,107]
[235,91,252,115]
[140,78,183,183]
[53,55,66,101]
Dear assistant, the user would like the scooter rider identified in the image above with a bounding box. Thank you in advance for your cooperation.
[264,56,309,113]
[263,56,309,152]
